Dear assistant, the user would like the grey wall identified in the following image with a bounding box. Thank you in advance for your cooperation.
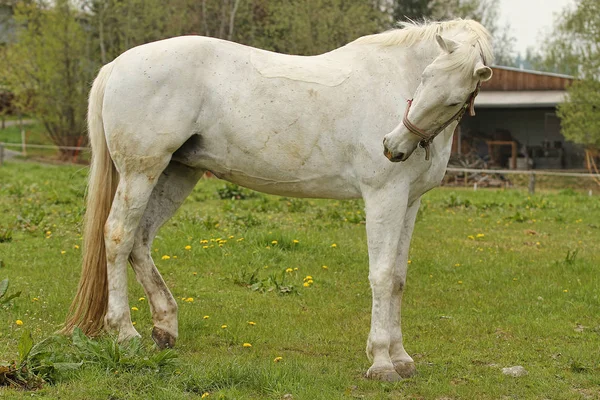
[459,107,586,169]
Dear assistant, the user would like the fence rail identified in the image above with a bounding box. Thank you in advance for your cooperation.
[0,142,89,151]
[1,142,599,194]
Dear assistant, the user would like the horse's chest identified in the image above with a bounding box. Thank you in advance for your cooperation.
[408,156,448,202]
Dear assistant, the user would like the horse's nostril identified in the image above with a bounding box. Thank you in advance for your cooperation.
[391,152,405,162]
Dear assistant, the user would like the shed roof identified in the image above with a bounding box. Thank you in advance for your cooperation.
[482,66,574,91]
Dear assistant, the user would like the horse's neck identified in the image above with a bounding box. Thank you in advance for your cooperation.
[377,42,441,97]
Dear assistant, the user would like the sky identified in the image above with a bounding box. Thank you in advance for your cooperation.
[498,0,576,55]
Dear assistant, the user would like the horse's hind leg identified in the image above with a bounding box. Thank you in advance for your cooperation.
[129,162,205,349]
[104,155,171,341]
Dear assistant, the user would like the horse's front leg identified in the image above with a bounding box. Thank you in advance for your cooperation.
[363,188,410,382]
[389,198,420,378]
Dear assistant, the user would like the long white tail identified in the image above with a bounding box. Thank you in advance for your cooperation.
[62,63,117,336]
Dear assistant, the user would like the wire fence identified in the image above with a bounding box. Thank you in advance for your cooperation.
[2,141,599,194]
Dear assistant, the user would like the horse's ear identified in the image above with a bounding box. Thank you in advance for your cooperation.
[435,34,460,54]
[474,61,493,81]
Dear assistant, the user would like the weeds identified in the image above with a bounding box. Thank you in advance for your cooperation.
[217,183,257,200]
[0,278,21,306]
[234,268,297,295]
[0,226,12,243]
[565,249,579,265]
[0,328,178,390]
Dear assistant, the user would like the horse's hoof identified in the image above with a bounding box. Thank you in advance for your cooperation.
[393,361,417,378]
[365,367,402,382]
[117,328,141,343]
[152,326,176,349]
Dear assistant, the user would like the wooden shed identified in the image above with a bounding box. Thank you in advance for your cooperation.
[455,66,583,170]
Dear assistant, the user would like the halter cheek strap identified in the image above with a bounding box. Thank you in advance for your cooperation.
[402,82,481,161]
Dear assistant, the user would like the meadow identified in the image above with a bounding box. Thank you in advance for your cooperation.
[0,161,599,399]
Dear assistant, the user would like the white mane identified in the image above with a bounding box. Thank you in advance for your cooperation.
[353,19,494,74]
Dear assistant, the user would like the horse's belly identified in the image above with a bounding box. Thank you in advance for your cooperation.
[199,156,361,199]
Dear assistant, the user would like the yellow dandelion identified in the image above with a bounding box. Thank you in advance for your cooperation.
[429,274,433,278]
[458,281,463,284]
[203,315,210,319]
[221,324,228,329]
[15,320,23,326]
[185,297,194,302]
[454,263,461,267]
[322,265,328,270]
[285,268,293,273]
[293,239,299,244]
[61,250,66,255]
[304,276,313,281]
[407,260,412,264]
[46,231,51,235]
[139,297,145,301]
[203,245,209,249]
[131,307,138,311]
[132,321,136,325]
[265,246,271,249]
[161,255,171,260]
[228,235,235,239]
[32,297,39,302]
[74,245,79,249]
[476,233,485,238]
[303,282,310,287]
[293,267,298,271]
[237,238,244,242]
[201,393,210,399]
[243,343,252,348]
[467,235,475,240]
[173,256,178,259]
[331,243,337,248]
[248,321,256,326]
[274,356,283,363]
[563,289,568,293]
[200,239,208,244]
[185,245,192,250]
[307,280,313,284]
[193,272,197,276]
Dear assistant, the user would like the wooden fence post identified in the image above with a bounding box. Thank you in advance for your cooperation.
[528,172,535,195]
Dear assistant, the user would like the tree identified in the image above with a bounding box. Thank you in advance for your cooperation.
[543,0,599,77]
[545,0,600,150]
[0,0,92,159]
[392,0,516,65]
[557,79,600,150]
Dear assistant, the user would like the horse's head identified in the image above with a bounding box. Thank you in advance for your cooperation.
[383,34,493,162]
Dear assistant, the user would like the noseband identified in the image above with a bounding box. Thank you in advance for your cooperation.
[402,82,481,160]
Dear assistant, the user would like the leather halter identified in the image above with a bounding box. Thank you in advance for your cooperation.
[402,81,481,160]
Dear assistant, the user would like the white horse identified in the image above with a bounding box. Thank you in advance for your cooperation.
[64,19,493,382]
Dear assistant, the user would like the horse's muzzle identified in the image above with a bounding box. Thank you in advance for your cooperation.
[383,146,407,162]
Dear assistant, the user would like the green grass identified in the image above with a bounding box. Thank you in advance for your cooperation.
[0,161,599,399]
